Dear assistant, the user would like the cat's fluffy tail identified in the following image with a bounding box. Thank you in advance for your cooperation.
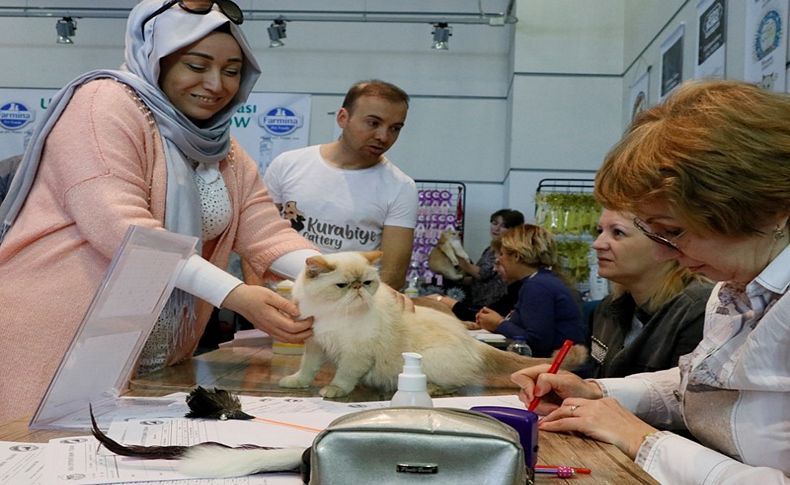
[480,343,588,377]
[179,445,306,477]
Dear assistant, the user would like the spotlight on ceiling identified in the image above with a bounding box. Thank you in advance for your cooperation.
[431,22,451,50]
[56,16,77,45]
[268,18,287,48]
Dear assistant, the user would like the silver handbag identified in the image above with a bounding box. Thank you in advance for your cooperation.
[307,407,530,484]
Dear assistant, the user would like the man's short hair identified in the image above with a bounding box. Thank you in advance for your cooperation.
[341,79,410,114]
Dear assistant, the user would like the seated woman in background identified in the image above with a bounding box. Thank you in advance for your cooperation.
[588,209,712,378]
[429,209,524,321]
[458,209,525,306]
[475,224,586,357]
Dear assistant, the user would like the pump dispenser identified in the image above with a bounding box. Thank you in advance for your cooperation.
[390,352,433,407]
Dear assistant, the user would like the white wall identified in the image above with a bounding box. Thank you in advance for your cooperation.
[505,0,625,218]
[1,1,721,259]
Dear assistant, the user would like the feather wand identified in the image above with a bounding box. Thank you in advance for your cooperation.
[88,403,308,478]
[185,386,322,433]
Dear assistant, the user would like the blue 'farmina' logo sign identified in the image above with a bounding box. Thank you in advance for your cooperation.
[259,107,302,136]
[0,102,34,130]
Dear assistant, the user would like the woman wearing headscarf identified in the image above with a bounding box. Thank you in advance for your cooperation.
[512,80,790,483]
[0,0,318,421]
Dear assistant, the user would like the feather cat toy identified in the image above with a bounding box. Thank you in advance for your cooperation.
[89,404,309,478]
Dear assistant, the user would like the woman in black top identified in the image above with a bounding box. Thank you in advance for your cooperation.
[588,209,712,377]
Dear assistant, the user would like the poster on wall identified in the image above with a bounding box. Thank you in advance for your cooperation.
[0,88,56,160]
[660,24,685,100]
[695,0,726,79]
[628,68,650,122]
[0,88,310,175]
[745,0,787,91]
[230,93,311,176]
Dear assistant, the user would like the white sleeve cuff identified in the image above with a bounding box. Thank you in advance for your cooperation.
[269,249,321,280]
[636,432,790,485]
[175,254,243,308]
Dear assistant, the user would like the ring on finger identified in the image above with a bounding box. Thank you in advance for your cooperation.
[569,404,580,416]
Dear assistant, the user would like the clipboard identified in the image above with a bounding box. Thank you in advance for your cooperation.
[30,225,197,430]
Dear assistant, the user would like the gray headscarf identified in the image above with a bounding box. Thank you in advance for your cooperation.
[0,0,261,241]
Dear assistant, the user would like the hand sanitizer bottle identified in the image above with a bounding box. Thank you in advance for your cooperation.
[390,352,433,407]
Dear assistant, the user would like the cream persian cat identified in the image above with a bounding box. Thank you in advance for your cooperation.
[279,251,585,398]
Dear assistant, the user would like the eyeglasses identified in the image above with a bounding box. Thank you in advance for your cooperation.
[632,217,685,251]
[141,0,243,36]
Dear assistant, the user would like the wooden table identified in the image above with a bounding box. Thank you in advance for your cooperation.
[0,337,657,484]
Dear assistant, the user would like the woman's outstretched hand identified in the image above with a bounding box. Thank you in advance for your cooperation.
[222,284,313,343]
[511,365,657,459]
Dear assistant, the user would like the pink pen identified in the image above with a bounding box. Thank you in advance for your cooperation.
[535,465,592,477]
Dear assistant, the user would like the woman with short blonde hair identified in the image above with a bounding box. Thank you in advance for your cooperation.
[476,224,586,357]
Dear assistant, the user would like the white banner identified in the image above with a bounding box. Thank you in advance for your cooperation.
[745,0,788,91]
[0,88,311,172]
[695,0,726,79]
[230,93,311,176]
[628,68,650,122]
[0,88,56,160]
[660,23,685,100]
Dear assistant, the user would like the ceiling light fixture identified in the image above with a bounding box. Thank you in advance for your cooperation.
[268,18,287,48]
[56,16,77,44]
[431,22,451,50]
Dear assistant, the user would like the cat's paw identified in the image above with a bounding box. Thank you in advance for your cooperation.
[319,384,351,398]
[279,374,312,388]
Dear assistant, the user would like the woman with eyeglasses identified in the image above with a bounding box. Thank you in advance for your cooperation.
[473,224,587,357]
[512,80,790,483]
[587,209,712,378]
[0,0,320,421]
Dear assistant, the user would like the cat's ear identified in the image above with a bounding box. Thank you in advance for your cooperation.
[360,250,383,264]
[304,256,335,278]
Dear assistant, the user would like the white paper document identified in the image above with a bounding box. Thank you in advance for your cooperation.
[36,394,525,484]
[0,441,46,484]
[468,329,507,342]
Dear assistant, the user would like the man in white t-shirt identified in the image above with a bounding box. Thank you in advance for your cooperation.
[263,80,418,290]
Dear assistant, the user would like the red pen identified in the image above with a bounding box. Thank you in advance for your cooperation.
[527,339,574,411]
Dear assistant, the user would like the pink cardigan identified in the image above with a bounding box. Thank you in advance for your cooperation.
[0,80,313,421]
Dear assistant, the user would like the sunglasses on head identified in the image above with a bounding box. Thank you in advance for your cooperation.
[141,0,243,36]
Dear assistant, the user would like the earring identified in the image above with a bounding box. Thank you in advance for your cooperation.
[774,225,784,241]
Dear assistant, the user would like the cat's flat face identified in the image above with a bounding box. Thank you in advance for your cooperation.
[299,252,382,309]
